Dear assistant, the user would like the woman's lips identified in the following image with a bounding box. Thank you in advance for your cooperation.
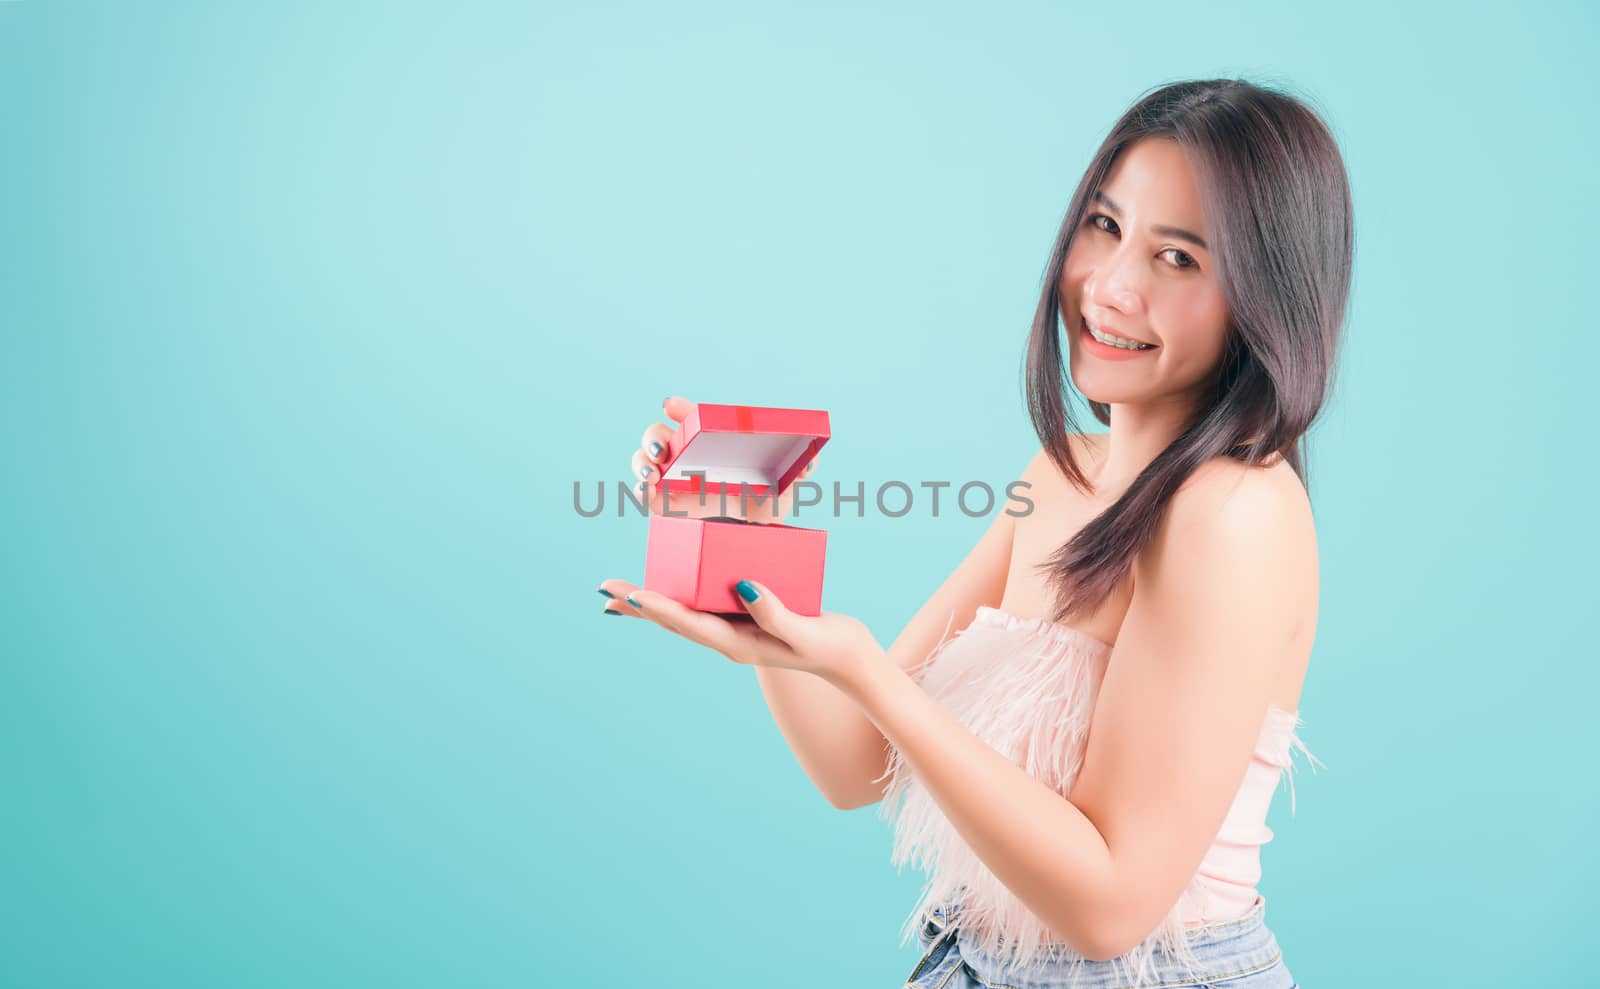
[1080,316,1158,359]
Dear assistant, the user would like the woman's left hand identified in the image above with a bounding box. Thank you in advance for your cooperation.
[595,578,883,686]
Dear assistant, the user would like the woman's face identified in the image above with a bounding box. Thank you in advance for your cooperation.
[1059,136,1231,410]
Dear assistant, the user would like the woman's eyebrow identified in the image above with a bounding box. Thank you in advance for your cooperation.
[1091,191,1209,251]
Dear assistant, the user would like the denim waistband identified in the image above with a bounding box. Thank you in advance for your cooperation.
[925,894,1284,989]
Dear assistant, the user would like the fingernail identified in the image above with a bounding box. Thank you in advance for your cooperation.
[597,588,615,599]
[648,441,664,459]
[638,464,654,480]
[603,607,623,616]
[625,595,642,609]
[735,579,760,603]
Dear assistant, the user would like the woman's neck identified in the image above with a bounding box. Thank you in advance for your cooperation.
[1091,398,1196,493]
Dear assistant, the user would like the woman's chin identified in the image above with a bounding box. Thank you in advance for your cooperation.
[1070,372,1140,407]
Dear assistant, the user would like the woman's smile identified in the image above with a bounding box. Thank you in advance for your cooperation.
[1080,313,1160,360]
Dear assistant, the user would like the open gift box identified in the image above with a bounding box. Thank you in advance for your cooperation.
[643,403,830,616]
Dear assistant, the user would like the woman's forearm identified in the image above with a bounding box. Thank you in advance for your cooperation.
[752,664,896,810]
[753,500,1021,809]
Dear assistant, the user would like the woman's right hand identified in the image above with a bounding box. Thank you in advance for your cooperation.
[633,396,821,523]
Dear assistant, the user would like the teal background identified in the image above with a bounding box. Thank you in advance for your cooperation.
[2,2,1594,985]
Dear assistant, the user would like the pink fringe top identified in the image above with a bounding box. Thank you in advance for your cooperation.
[875,605,1321,982]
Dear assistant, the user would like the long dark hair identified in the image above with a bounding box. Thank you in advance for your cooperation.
[1026,78,1354,624]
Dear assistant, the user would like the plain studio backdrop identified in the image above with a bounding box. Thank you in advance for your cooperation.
[1,1,1594,986]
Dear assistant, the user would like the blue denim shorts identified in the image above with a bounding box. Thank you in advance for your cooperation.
[903,894,1297,989]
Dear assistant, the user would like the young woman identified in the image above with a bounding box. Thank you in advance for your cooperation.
[598,78,1351,989]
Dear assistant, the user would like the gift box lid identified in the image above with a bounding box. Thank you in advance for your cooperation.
[657,403,830,500]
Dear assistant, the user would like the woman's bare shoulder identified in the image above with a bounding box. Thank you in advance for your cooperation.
[1151,452,1318,699]
[1187,450,1311,520]
[1019,432,1108,488]
[1154,453,1318,608]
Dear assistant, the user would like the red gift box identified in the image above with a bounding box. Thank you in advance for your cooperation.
[644,403,831,616]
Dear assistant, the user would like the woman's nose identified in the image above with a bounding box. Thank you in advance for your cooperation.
[1083,249,1145,316]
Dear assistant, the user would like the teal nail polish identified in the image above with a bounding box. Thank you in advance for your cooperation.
[735,580,760,603]
[648,441,664,458]
[597,588,614,599]
[625,595,642,609]
[603,607,623,616]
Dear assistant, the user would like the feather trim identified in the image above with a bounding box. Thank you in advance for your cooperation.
[874,606,1320,987]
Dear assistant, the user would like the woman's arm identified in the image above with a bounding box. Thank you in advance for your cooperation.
[826,461,1312,959]
[754,450,1044,811]
[755,509,1009,810]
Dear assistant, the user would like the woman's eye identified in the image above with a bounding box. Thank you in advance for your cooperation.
[1089,213,1118,235]
[1087,213,1199,271]
[1161,248,1199,270]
